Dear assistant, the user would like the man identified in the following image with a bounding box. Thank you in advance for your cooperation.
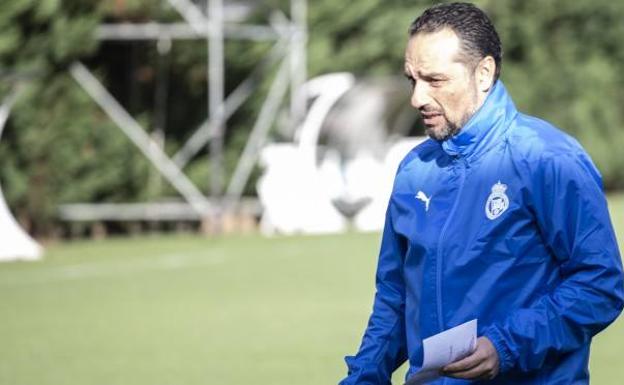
[340,2,624,384]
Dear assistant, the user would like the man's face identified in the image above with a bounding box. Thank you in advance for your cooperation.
[404,28,481,141]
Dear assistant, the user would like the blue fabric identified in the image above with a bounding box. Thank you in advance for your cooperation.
[340,81,624,385]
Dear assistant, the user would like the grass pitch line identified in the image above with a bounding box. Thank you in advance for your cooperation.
[0,252,225,286]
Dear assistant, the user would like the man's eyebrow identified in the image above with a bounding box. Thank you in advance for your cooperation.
[404,70,449,80]
[419,71,448,79]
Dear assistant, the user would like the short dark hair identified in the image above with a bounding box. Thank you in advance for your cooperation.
[408,2,502,81]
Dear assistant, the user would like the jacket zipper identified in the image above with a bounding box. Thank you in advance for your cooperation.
[435,156,467,332]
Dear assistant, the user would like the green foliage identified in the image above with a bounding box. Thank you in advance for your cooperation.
[306,0,433,76]
[304,0,624,188]
[3,75,152,230]
[1,0,623,235]
[486,0,624,189]
[0,0,152,234]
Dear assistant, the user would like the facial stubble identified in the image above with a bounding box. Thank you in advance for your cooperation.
[426,76,479,142]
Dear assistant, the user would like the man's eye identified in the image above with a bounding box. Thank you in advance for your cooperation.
[430,79,444,86]
[404,74,416,88]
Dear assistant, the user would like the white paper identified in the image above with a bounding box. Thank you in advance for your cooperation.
[405,319,478,385]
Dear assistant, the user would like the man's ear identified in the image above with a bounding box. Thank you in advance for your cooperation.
[476,56,496,92]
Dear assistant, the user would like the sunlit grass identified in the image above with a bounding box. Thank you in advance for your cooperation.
[0,194,622,385]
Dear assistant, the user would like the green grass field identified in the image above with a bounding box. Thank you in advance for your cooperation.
[1,194,623,385]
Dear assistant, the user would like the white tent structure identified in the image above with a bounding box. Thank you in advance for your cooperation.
[0,92,43,262]
[257,73,356,235]
[257,73,425,235]
[0,187,43,261]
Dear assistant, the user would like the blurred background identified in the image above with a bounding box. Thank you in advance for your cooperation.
[0,0,623,384]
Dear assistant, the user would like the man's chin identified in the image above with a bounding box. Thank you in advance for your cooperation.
[425,120,462,141]
[425,125,453,141]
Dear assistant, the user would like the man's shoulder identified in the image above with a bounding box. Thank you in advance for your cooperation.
[507,113,586,162]
[507,113,601,184]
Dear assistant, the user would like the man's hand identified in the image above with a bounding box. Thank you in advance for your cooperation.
[440,336,500,381]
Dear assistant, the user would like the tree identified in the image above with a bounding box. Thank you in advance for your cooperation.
[0,0,152,235]
[2,0,623,236]
[489,0,624,188]
[300,0,624,188]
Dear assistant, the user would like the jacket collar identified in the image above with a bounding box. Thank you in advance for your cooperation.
[440,80,518,159]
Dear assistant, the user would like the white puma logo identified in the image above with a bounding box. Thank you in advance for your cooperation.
[415,191,432,212]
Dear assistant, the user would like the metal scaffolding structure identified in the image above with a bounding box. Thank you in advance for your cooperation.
[66,0,308,231]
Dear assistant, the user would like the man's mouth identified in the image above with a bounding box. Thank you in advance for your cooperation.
[421,111,443,126]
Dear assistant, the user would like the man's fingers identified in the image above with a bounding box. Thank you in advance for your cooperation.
[442,350,483,373]
[444,361,497,380]
[441,337,500,380]
[444,362,487,379]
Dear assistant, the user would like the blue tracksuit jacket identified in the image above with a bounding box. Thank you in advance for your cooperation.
[340,81,624,384]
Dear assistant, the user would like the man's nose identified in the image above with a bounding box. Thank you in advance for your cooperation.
[411,81,431,110]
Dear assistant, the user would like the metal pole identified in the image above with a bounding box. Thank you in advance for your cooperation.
[289,0,307,138]
[208,0,225,232]
[150,38,172,197]
[172,37,287,168]
[96,22,280,42]
[60,0,309,231]
[154,38,171,142]
[167,0,207,33]
[225,57,291,204]
[70,62,212,216]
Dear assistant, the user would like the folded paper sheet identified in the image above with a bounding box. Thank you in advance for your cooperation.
[405,319,477,385]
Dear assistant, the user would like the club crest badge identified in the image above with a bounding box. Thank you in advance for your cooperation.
[485,181,509,220]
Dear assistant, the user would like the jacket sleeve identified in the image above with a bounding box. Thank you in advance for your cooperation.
[484,152,624,373]
[339,203,408,385]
